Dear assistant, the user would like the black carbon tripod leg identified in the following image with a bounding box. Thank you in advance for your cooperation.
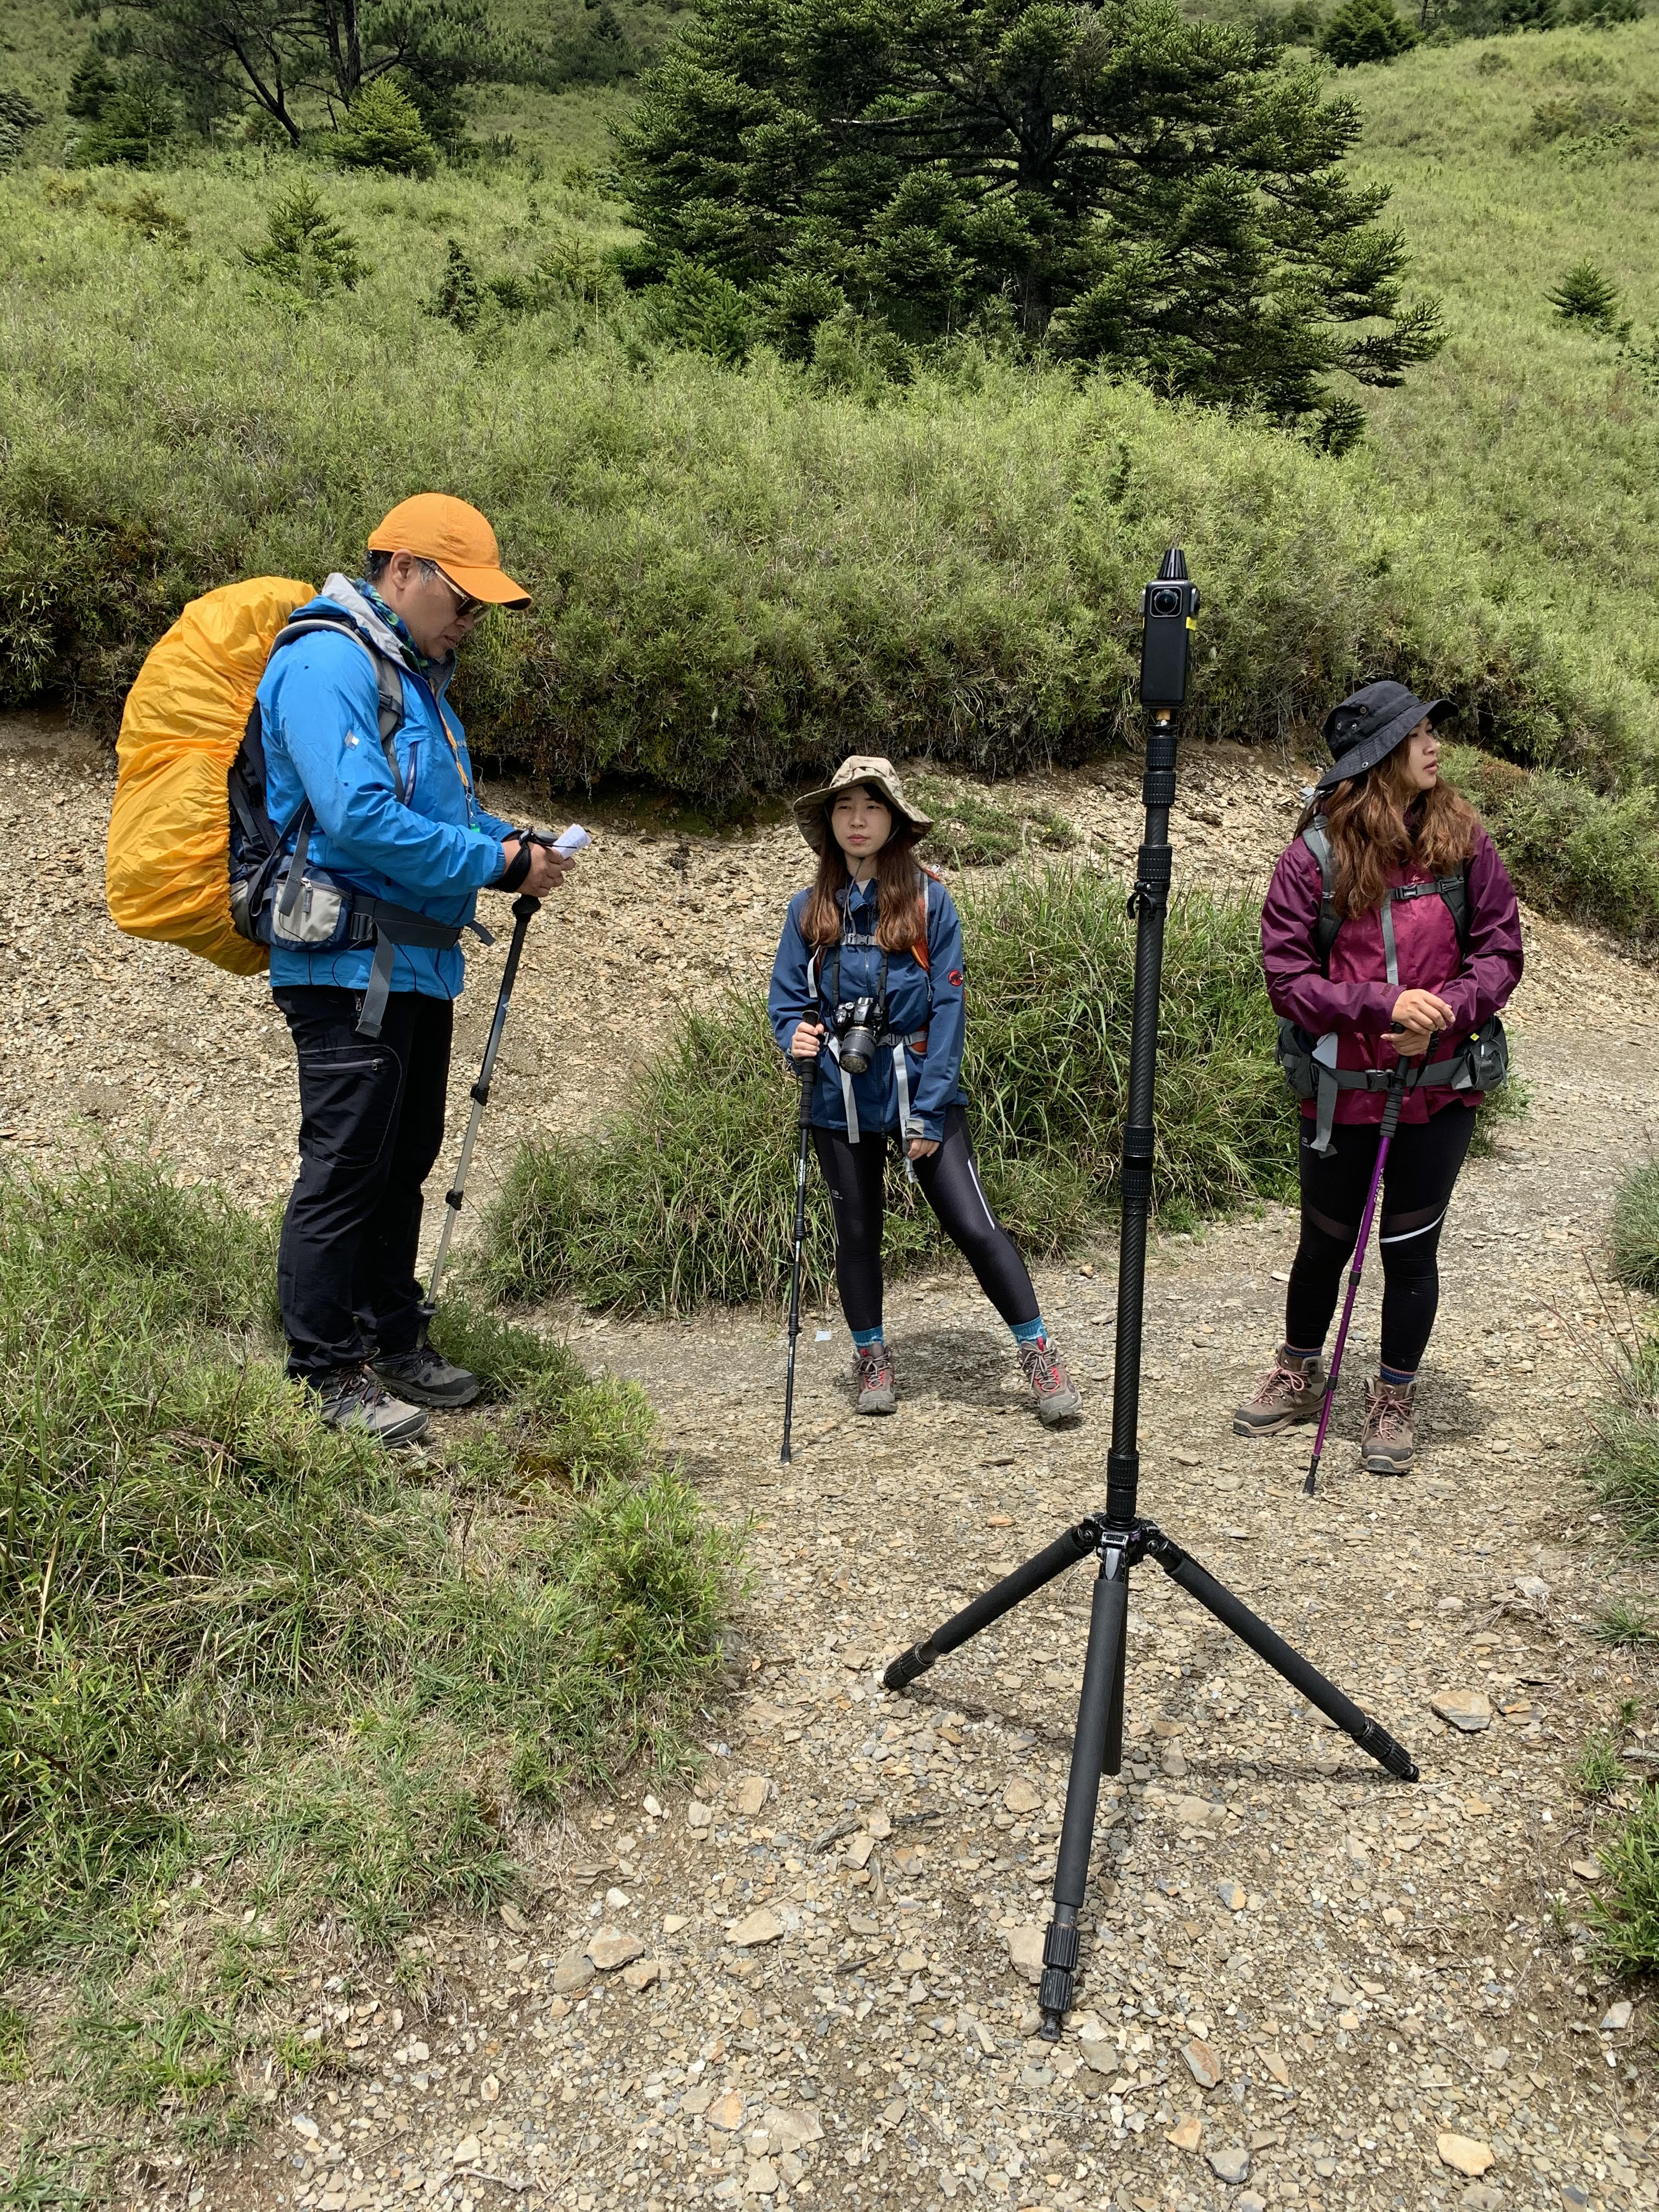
[883,1521,1098,1691]
[1155,1543,1419,1782]
[1103,1596,1127,1779]
[1039,1555,1129,2041]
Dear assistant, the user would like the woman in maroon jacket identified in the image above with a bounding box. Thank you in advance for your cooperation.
[1238,681,1524,1474]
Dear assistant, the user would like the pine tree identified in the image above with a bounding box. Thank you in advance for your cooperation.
[1548,261,1622,329]
[333,76,439,177]
[241,177,365,298]
[431,239,484,330]
[617,0,1442,431]
[1318,0,1419,65]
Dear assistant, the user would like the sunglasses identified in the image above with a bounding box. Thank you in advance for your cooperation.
[428,566,486,622]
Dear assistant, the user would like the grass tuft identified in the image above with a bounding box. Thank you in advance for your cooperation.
[475,864,1300,1313]
[1591,1788,1659,1976]
[1592,1598,1659,1646]
[1573,1726,1626,1799]
[1611,1158,1659,1293]
[1585,1323,1659,1550]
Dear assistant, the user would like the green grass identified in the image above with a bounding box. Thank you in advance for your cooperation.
[1591,1785,1659,1976]
[475,862,1300,1313]
[1611,1158,1659,1291]
[1593,1597,1659,1646]
[0,1153,737,2176]
[1586,1318,1659,1547]
[1574,1725,1627,1798]
[907,775,1079,868]
[1447,743,1659,946]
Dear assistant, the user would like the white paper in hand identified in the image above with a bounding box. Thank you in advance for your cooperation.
[554,824,591,855]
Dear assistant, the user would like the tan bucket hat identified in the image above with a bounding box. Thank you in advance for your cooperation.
[792,754,932,853]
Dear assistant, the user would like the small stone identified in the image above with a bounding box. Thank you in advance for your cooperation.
[1260,2050,1290,2087]
[1600,2000,1634,2033]
[552,1946,595,1995]
[840,1648,870,1670]
[1238,2196,1268,2212]
[866,1809,892,1839]
[1006,1927,1045,1984]
[1163,1749,1189,1778]
[290,2115,319,2141]
[1461,2187,1505,2212]
[1515,1575,1550,1604]
[746,2157,779,2196]
[589,1929,648,1971]
[709,2092,746,2131]
[449,2135,482,2168]
[1216,1880,1246,1911]
[736,1775,769,1818]
[644,1793,664,1819]
[664,1914,691,1934]
[761,2107,824,2151]
[623,1958,663,1991]
[1173,1450,1201,1467]
[846,1834,874,1869]
[1436,2133,1495,2178]
[896,1948,927,1972]
[1207,2146,1250,2185]
[499,1900,531,1934]
[687,1801,714,1831]
[1166,2113,1203,2151]
[1436,1595,1466,1615]
[848,1912,882,1936]
[605,1886,630,1908]
[481,2074,500,2102]
[730,1908,784,1949]
[1570,1858,1600,1882]
[1182,2039,1223,2090]
[1003,1779,1042,1814]
[1431,1689,1493,1734]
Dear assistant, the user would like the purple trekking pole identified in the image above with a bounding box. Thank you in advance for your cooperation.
[1302,1042,1429,1498]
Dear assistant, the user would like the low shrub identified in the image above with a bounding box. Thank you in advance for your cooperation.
[475,863,1299,1313]
[1446,743,1659,943]
[1611,1159,1659,1291]
[1584,1323,1659,1548]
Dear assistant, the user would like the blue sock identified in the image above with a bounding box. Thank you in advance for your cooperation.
[1011,1316,1047,1346]
[851,1325,885,1351]
[1379,1361,1416,1389]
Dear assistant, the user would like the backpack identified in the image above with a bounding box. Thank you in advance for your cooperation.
[804,871,940,1148]
[107,579,476,1038]
[1275,815,1508,1153]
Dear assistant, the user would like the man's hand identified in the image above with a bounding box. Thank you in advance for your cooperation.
[1390,988,1453,1059]
[791,1020,825,1061]
[500,837,572,898]
[905,1136,940,1161]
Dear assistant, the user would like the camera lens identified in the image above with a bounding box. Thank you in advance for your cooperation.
[1150,586,1182,617]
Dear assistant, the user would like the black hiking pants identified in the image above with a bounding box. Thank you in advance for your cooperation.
[1284,1101,1479,1378]
[812,1104,1041,1334]
[274,985,452,1382]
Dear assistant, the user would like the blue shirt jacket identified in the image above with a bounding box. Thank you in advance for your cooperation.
[767,873,967,1142]
[255,574,515,1000]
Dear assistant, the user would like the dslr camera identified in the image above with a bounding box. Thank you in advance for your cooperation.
[834,995,885,1075]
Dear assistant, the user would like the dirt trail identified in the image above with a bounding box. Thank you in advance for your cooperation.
[5,713,1659,2212]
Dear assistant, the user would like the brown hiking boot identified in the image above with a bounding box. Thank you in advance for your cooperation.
[1361,1378,1415,1475]
[854,1340,898,1415]
[1017,1335,1082,1426]
[1233,1348,1325,1437]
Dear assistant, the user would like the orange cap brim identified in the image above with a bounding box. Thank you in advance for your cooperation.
[444,562,532,610]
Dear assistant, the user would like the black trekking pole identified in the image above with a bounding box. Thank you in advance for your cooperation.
[422,891,540,1319]
[880,549,1419,2044]
[780,1063,814,1464]
[1302,1047,1427,1497]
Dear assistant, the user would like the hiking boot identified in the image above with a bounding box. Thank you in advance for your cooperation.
[1361,1378,1415,1475]
[1233,1348,1326,1436]
[854,1341,898,1415]
[1017,1335,1082,1426]
[313,1364,430,1447]
[370,1342,481,1409]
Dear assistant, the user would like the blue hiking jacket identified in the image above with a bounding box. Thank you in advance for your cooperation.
[255,574,515,1000]
[767,873,967,1142]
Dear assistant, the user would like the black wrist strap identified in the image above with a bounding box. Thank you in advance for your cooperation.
[498,837,533,892]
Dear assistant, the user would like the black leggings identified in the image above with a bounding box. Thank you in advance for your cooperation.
[1284,1104,1479,1378]
[812,1104,1041,1334]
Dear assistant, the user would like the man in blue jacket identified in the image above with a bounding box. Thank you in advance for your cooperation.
[256,493,567,1444]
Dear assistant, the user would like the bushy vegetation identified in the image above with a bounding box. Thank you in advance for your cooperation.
[1445,744,1659,944]
[1612,1158,1659,1293]
[476,864,1299,1313]
[1585,1322,1659,1547]
[0,1152,735,2143]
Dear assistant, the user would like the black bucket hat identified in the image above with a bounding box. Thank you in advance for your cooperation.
[1315,681,1453,794]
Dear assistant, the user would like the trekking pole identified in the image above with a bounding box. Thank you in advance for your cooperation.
[780,1060,815,1465]
[1302,1041,1430,1498]
[424,891,540,1318]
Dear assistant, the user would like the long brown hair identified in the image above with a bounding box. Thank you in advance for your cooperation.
[1298,744,1480,921]
[800,811,926,952]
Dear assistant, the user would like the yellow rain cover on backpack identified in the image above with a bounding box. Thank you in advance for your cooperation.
[106,577,313,977]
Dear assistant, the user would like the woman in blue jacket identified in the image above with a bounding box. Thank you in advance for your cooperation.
[768,756,1080,1425]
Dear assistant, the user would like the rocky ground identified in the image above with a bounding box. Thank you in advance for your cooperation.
[3,712,1658,2212]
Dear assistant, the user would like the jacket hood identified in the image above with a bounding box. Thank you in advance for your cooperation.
[313,573,455,684]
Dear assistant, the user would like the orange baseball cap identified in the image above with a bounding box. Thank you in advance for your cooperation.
[367,493,531,608]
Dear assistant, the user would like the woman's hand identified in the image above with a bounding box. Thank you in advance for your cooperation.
[790,1020,826,1061]
[906,1136,940,1161]
[1390,989,1453,1058]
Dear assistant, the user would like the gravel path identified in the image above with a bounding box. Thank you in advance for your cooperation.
[4,712,1658,2212]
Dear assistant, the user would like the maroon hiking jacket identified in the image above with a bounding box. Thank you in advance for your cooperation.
[1260,821,1525,1129]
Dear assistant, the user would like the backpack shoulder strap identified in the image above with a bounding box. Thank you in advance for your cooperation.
[1301,817,1340,973]
[911,871,935,973]
[269,612,409,800]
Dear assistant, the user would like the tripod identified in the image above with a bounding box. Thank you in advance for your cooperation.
[881,550,1419,2041]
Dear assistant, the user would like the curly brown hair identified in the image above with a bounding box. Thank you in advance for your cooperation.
[799,810,928,952]
[1297,744,1481,922]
